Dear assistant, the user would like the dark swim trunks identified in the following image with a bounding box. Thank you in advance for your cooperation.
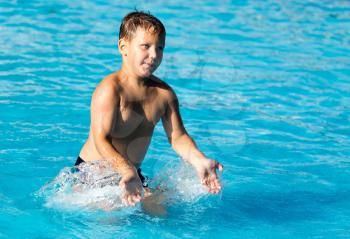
[74,156,148,187]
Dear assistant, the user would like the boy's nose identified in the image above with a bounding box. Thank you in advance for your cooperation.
[149,47,158,60]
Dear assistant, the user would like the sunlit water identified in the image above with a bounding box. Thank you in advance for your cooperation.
[37,160,208,212]
[1,0,350,238]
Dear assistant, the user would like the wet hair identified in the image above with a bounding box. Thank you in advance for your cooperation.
[119,11,166,41]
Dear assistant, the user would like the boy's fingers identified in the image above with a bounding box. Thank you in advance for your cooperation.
[202,172,223,194]
[133,194,141,202]
[204,179,211,191]
[213,180,220,190]
[213,179,220,189]
[127,194,135,206]
[134,194,141,201]
[208,177,221,193]
[129,195,136,206]
[210,179,215,189]
[124,191,141,206]
[123,195,132,206]
[126,195,132,206]
[201,177,208,186]
[131,194,139,203]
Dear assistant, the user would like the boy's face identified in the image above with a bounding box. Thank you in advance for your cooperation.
[119,27,165,78]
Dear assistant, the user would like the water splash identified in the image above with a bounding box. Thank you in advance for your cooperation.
[37,160,124,211]
[36,160,212,212]
[149,161,209,204]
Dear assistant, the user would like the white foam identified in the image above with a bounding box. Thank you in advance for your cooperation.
[37,160,213,211]
[37,160,125,211]
[150,162,209,204]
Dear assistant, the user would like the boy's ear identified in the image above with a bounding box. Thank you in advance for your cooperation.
[118,38,128,56]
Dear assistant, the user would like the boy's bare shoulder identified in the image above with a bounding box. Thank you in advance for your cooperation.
[98,72,121,90]
[92,72,121,103]
[149,75,177,102]
[91,73,120,110]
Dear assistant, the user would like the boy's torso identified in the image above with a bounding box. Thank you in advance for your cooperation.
[79,72,170,168]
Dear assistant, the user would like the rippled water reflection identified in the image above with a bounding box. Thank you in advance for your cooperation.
[1,0,350,238]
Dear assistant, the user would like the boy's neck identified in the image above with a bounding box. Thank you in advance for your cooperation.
[117,68,149,101]
[119,67,149,88]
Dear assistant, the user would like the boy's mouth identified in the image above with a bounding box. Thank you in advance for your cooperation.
[142,63,156,70]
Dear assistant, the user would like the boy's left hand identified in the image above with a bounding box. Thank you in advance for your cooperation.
[194,159,223,194]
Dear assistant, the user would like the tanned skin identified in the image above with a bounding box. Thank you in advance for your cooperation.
[79,27,223,206]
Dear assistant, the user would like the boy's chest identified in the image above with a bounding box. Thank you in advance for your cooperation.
[111,98,166,138]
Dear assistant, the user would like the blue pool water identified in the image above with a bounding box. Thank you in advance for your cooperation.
[1,0,350,238]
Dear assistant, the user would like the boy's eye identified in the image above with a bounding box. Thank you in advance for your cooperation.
[141,44,150,49]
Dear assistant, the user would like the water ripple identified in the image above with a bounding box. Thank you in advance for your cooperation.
[1,0,350,238]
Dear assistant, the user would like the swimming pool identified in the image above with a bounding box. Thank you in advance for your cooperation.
[1,0,350,238]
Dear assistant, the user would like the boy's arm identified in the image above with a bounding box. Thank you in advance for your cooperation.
[161,89,223,194]
[90,83,134,174]
[90,81,142,205]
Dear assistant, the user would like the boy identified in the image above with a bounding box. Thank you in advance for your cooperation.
[76,11,223,206]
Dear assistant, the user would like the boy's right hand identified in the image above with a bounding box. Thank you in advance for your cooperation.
[119,169,143,206]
